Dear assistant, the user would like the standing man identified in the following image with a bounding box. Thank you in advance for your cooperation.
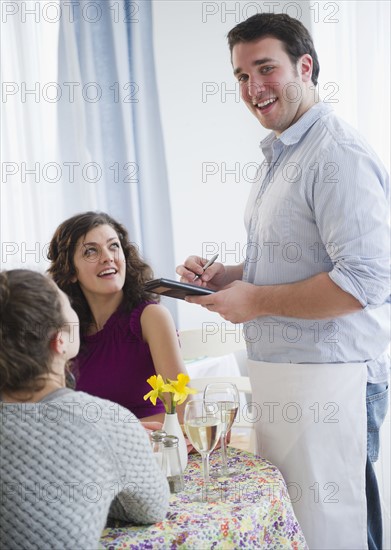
[177,13,389,550]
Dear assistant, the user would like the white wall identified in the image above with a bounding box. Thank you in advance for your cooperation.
[152,0,268,330]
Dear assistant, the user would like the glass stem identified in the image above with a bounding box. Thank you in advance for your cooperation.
[220,433,228,474]
[201,451,210,501]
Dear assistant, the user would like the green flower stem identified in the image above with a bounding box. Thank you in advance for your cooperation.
[158,394,176,414]
[168,395,176,414]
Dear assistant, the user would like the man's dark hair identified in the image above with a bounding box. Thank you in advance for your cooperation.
[227,13,320,86]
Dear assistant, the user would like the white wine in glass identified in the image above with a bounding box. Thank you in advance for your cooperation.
[219,401,239,433]
[185,417,221,453]
[204,383,240,478]
[184,400,222,501]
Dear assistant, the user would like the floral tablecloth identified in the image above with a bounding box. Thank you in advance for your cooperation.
[100,447,308,549]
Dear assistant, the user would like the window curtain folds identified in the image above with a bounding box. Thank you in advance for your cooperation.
[1,0,177,320]
[58,0,177,319]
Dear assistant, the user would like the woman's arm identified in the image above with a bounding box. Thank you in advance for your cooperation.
[140,304,188,423]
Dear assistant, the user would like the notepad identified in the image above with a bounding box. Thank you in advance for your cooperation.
[144,278,216,300]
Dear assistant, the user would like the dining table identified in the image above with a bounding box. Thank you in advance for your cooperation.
[100,446,308,549]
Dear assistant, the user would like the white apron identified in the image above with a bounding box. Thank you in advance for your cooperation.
[247,360,368,550]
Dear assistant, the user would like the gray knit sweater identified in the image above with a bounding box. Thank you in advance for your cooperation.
[0,389,169,550]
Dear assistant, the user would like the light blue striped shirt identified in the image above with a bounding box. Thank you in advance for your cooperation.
[243,102,390,383]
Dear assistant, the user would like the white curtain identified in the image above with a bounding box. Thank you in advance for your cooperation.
[310,2,390,547]
[1,0,177,318]
[1,3,61,267]
[310,0,390,171]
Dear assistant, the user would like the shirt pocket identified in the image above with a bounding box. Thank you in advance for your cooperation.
[255,193,294,244]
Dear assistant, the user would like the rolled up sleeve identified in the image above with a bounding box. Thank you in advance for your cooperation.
[313,142,390,308]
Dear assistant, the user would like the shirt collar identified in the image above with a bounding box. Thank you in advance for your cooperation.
[260,102,333,151]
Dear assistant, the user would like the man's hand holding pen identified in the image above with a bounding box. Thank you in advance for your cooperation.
[176,254,227,289]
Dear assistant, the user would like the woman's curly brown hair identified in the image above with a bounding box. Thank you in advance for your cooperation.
[47,211,159,337]
[0,269,65,394]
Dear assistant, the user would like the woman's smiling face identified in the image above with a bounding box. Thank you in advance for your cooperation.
[72,224,126,301]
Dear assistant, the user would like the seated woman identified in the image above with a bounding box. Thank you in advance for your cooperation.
[0,269,169,549]
[48,211,187,422]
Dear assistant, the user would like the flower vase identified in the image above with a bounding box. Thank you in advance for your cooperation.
[163,412,188,471]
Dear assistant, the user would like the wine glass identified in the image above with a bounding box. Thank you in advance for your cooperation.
[204,382,240,478]
[184,399,222,501]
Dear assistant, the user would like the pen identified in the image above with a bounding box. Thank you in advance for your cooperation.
[194,253,219,280]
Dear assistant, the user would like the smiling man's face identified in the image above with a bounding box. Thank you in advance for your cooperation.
[232,36,315,136]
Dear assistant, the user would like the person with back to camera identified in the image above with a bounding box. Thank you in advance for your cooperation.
[177,13,390,550]
[0,269,169,550]
[47,211,187,423]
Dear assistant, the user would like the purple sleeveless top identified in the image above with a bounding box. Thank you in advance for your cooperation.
[73,301,165,419]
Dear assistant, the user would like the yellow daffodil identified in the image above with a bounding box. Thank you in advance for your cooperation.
[164,373,197,406]
[143,374,166,406]
[143,373,197,413]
